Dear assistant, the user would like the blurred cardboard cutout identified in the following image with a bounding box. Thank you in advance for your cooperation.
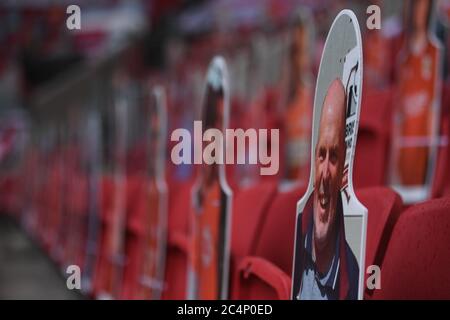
[291,10,367,300]
[283,8,314,183]
[187,57,233,300]
[50,125,67,262]
[438,0,450,27]
[137,86,168,300]
[82,108,102,295]
[63,109,89,271]
[97,80,129,299]
[389,0,443,204]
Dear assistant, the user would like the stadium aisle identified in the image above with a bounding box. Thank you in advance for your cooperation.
[0,216,83,299]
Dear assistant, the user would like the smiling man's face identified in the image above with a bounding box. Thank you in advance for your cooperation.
[313,79,346,251]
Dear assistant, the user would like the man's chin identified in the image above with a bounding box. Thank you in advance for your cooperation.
[316,206,330,224]
[314,225,328,247]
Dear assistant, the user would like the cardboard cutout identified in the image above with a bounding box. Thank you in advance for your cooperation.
[283,9,314,183]
[389,0,443,204]
[22,144,40,234]
[97,83,128,299]
[438,0,450,27]
[50,125,67,263]
[82,109,102,295]
[137,86,168,300]
[291,10,367,300]
[64,109,88,270]
[187,57,233,300]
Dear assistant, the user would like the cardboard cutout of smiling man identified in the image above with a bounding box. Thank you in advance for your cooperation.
[292,9,367,300]
[295,79,359,300]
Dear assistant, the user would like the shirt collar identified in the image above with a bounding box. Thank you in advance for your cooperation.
[304,213,341,290]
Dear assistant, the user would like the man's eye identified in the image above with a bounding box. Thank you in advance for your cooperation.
[318,149,325,161]
[329,150,338,164]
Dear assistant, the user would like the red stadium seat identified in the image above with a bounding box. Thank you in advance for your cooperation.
[92,174,122,298]
[121,175,147,299]
[234,256,292,300]
[229,181,277,299]
[357,187,403,267]
[162,181,192,300]
[233,184,306,300]
[354,87,392,189]
[231,181,278,260]
[0,173,22,216]
[99,175,114,224]
[45,157,65,256]
[371,197,450,299]
[432,82,450,198]
[64,169,89,268]
[356,187,403,298]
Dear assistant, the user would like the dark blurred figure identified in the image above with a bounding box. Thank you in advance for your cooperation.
[18,5,83,97]
[282,9,314,183]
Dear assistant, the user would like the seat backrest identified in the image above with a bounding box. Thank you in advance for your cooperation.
[121,175,147,299]
[356,187,403,298]
[432,82,450,198]
[356,187,403,268]
[371,197,450,299]
[99,174,114,223]
[354,87,392,189]
[231,181,277,258]
[233,184,305,300]
[162,181,193,300]
[167,181,192,234]
[228,181,277,299]
[125,175,147,235]
[254,184,307,275]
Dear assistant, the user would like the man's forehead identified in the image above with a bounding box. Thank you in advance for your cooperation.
[324,83,345,111]
[314,79,346,152]
[317,122,341,145]
[319,103,345,132]
[323,101,339,118]
[320,81,346,126]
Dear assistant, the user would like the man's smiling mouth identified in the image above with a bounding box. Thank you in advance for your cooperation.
[318,179,330,210]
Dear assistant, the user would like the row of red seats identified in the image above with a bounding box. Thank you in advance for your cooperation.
[157,81,450,299]
[1,78,450,299]
[160,179,450,299]
[354,82,450,195]
[0,146,449,300]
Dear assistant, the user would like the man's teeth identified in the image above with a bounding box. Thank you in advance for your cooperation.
[319,181,328,207]
[320,197,328,207]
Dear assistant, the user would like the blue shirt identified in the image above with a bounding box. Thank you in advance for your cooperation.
[296,225,341,300]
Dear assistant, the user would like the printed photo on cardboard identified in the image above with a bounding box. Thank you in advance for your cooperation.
[187,57,233,300]
[291,10,367,300]
[388,0,443,204]
[34,125,63,259]
[138,86,168,300]
[438,0,450,27]
[64,108,90,271]
[82,108,102,295]
[282,8,314,183]
[96,78,129,299]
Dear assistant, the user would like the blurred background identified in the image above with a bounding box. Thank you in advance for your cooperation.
[0,0,449,299]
